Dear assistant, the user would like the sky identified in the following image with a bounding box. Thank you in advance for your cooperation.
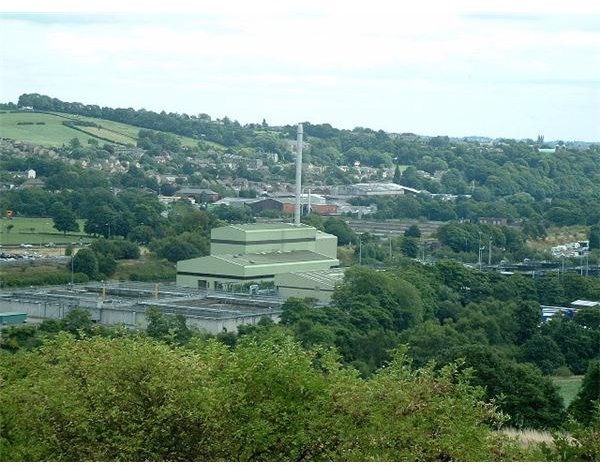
[1,0,599,141]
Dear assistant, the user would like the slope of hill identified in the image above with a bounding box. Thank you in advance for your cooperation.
[0,111,95,147]
[0,110,210,149]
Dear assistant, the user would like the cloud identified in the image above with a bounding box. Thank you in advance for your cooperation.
[0,4,599,139]
[0,13,119,25]
[460,12,542,22]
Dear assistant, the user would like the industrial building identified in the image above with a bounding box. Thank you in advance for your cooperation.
[177,124,345,297]
[0,282,283,334]
[0,124,346,335]
[176,223,340,292]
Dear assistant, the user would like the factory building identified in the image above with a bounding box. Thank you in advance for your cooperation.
[176,223,340,292]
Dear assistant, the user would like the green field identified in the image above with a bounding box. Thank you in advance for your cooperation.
[1,111,223,150]
[52,112,223,150]
[1,217,90,246]
[0,112,93,147]
[551,376,583,407]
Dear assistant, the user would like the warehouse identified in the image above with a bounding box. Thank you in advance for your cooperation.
[176,223,340,292]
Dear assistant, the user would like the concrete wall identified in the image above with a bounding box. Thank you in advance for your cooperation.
[211,239,317,255]
[276,285,334,303]
[211,224,316,243]
[315,233,338,258]
[0,296,280,334]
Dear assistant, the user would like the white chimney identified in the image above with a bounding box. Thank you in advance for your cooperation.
[294,123,303,226]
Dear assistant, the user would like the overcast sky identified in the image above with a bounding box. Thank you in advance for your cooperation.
[1,0,599,141]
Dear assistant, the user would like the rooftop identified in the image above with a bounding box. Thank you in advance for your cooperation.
[223,223,315,232]
[282,269,346,287]
[215,250,335,266]
[571,299,600,308]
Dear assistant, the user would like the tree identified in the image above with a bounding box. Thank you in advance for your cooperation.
[301,213,324,230]
[443,344,565,429]
[149,233,209,263]
[70,248,99,279]
[51,204,79,236]
[512,300,541,344]
[536,273,565,305]
[589,225,600,250]
[84,205,119,238]
[574,307,600,329]
[97,254,117,277]
[323,217,356,246]
[146,307,192,345]
[569,359,600,425]
[61,308,93,336]
[400,237,419,258]
[540,317,599,374]
[333,267,424,332]
[519,334,565,375]
[404,224,421,238]
[393,164,402,184]
[0,334,530,461]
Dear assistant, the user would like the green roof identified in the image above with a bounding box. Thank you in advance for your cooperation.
[224,223,315,232]
[278,269,345,287]
[214,250,335,266]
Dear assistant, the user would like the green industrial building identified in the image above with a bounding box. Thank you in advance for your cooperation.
[0,312,27,326]
[177,223,341,296]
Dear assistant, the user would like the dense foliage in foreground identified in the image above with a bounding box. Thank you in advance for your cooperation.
[0,332,529,461]
[0,307,598,461]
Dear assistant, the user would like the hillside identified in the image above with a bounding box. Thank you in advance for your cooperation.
[0,110,211,149]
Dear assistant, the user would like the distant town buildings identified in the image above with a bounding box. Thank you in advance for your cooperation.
[551,240,589,258]
[332,182,421,197]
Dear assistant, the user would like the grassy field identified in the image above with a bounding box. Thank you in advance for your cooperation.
[1,217,90,246]
[52,112,223,150]
[1,111,225,150]
[0,112,92,147]
[551,376,583,407]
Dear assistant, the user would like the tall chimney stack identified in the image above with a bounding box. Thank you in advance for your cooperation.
[294,123,303,226]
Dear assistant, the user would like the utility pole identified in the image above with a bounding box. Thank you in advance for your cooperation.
[70,253,74,289]
[359,235,362,265]
[389,236,392,261]
[586,254,589,276]
[488,237,492,265]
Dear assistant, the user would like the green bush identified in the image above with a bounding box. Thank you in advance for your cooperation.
[0,336,530,461]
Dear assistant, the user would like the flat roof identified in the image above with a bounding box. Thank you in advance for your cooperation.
[571,299,600,307]
[278,269,345,287]
[213,250,335,266]
[222,223,316,232]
